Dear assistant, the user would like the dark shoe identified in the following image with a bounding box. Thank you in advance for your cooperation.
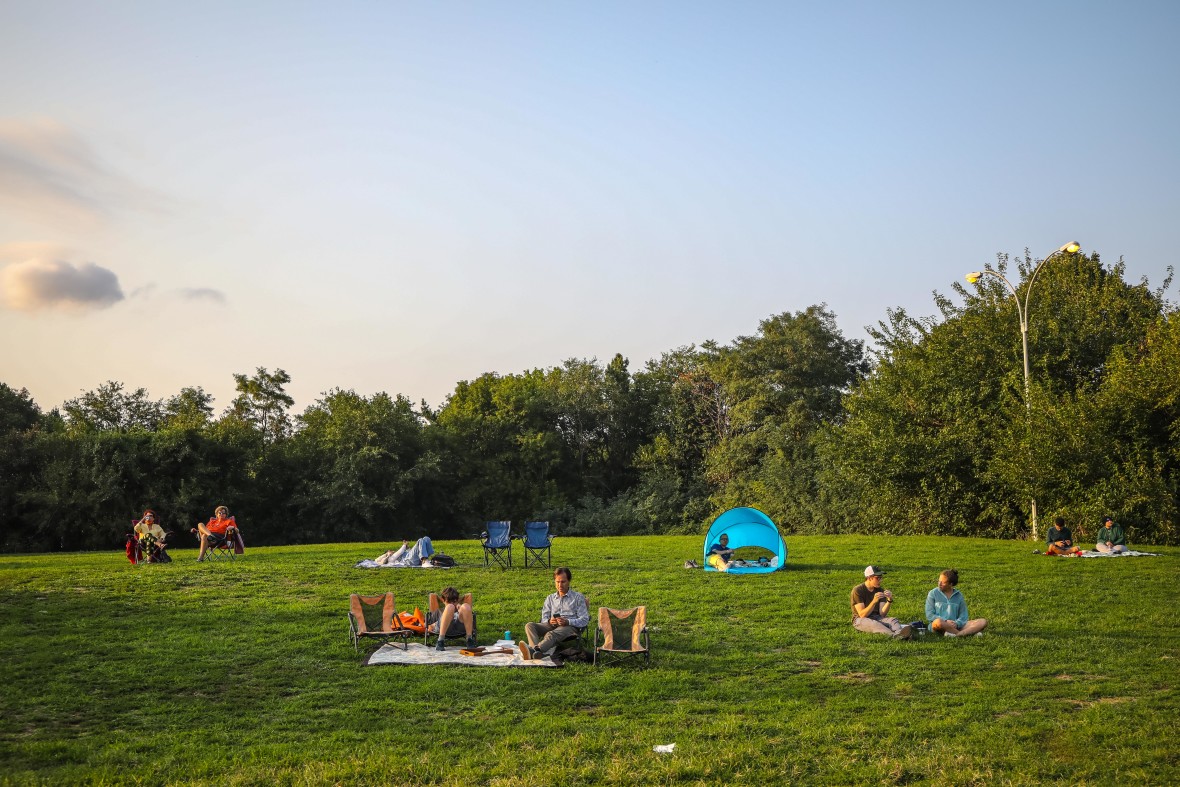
[465,635,477,649]
[434,640,446,652]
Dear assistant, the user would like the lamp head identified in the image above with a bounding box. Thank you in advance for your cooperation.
[1059,241,1081,254]
[965,271,983,284]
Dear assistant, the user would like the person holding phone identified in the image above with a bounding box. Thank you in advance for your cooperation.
[1044,517,1083,556]
[518,567,589,661]
[850,566,913,639]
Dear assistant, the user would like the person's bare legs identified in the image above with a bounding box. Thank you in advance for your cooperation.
[932,618,987,636]
[196,523,213,561]
[457,602,474,637]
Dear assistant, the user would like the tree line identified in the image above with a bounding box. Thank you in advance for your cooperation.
[2,250,1177,552]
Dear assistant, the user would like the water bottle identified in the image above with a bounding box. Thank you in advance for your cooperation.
[504,630,511,642]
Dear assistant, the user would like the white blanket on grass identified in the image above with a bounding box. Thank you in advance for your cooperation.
[353,560,448,568]
[364,642,558,667]
[1079,549,1160,558]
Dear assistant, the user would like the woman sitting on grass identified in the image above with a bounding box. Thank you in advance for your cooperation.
[1094,517,1128,554]
[426,586,476,651]
[925,569,987,637]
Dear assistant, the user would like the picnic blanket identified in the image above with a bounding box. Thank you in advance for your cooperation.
[364,642,559,667]
[1079,549,1160,558]
[354,560,448,569]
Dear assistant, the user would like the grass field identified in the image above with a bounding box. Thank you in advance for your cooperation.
[1,535,1177,786]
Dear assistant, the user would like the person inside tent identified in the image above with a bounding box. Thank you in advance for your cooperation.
[706,533,735,571]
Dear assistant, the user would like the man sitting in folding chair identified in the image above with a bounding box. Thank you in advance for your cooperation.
[425,586,477,651]
[518,567,588,662]
[522,521,553,568]
[594,606,650,666]
[193,505,243,562]
[480,521,513,569]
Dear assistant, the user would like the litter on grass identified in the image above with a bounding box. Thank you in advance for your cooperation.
[653,744,676,754]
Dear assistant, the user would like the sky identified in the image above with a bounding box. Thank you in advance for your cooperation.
[2,1,1178,416]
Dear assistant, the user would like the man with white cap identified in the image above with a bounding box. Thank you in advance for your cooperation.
[850,565,912,639]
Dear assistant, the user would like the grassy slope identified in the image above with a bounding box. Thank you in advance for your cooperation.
[0,535,1176,786]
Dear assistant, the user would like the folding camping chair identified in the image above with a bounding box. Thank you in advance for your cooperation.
[480,521,513,569]
[348,592,415,652]
[424,592,477,648]
[522,521,553,568]
[192,525,243,561]
[593,606,650,667]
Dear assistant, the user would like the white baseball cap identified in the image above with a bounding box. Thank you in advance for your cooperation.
[864,565,885,578]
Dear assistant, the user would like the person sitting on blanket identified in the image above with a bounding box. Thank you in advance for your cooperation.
[195,505,239,562]
[134,509,171,563]
[1044,517,1083,556]
[1094,516,1128,554]
[375,537,435,567]
[925,569,987,637]
[427,586,476,651]
[518,566,589,661]
[851,565,913,639]
[707,533,735,571]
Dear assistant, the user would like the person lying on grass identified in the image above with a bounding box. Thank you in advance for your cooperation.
[427,586,476,651]
[1044,516,1083,556]
[519,566,589,661]
[194,505,239,562]
[925,569,987,637]
[1094,517,1128,554]
[851,565,913,640]
[374,537,435,567]
[706,533,735,571]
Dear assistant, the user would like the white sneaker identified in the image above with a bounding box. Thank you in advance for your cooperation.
[973,632,984,638]
[944,632,957,638]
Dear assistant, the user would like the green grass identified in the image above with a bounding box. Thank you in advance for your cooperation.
[1,536,1176,786]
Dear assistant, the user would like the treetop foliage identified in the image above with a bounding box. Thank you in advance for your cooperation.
[2,252,1177,551]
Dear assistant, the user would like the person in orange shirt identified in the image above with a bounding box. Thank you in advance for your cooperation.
[195,505,239,562]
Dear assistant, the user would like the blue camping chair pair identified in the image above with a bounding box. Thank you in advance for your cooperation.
[479,521,553,569]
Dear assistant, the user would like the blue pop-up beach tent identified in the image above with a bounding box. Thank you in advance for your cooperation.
[703,507,786,574]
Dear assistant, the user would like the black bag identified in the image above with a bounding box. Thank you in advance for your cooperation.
[430,553,456,567]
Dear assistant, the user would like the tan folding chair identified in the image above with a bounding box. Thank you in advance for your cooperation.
[593,606,650,666]
[348,593,414,652]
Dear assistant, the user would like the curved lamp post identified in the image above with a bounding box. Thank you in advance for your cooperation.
[965,241,1080,540]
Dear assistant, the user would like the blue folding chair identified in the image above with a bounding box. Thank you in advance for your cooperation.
[522,521,552,568]
[480,521,513,569]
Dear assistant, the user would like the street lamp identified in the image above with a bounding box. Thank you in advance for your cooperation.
[965,241,1081,540]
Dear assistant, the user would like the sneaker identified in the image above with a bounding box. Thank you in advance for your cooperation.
[973,632,984,638]
[434,640,446,652]
[465,635,478,649]
[1032,549,1041,555]
[944,632,957,638]
[896,624,913,640]
[517,641,533,661]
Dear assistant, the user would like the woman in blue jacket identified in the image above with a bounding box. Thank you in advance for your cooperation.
[925,569,988,637]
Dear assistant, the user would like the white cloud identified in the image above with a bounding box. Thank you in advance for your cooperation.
[0,257,125,312]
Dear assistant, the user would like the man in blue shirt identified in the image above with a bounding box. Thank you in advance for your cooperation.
[519,567,589,661]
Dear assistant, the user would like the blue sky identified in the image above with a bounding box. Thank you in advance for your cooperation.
[2,1,1177,413]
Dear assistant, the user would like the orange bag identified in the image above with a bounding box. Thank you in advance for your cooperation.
[397,607,426,634]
